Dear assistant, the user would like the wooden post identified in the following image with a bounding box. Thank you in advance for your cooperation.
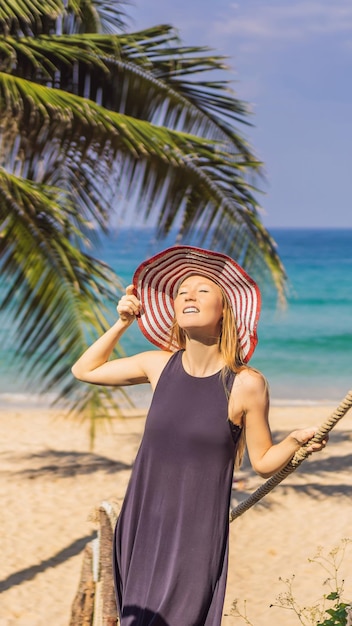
[69,543,95,626]
[99,506,118,626]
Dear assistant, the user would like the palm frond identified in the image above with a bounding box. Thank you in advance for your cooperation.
[0,0,129,37]
[1,26,256,158]
[0,0,63,36]
[0,71,284,297]
[0,70,208,158]
[0,0,287,436]
[0,166,137,436]
[0,167,121,392]
[68,384,137,449]
[0,34,111,78]
[79,0,130,34]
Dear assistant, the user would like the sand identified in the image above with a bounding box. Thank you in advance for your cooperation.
[1,398,352,626]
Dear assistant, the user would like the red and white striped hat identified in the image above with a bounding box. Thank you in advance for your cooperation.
[133,245,261,362]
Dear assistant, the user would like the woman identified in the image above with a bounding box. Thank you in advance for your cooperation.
[72,245,327,626]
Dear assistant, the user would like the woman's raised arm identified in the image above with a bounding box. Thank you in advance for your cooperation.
[71,285,171,387]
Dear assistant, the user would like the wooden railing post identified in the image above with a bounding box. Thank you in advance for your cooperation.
[70,543,95,626]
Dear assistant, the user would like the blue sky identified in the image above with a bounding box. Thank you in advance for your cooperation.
[128,0,351,228]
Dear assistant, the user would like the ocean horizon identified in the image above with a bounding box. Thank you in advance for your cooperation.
[1,227,351,408]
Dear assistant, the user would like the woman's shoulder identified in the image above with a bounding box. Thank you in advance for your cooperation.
[138,349,174,367]
[139,349,174,365]
[233,366,268,396]
[138,349,174,387]
[228,366,267,425]
[237,365,265,382]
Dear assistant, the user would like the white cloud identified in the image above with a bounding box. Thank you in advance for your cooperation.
[215,0,352,42]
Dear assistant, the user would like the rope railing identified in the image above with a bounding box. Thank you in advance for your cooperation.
[230,390,352,522]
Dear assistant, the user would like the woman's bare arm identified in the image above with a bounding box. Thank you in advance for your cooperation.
[71,285,172,388]
[230,369,327,478]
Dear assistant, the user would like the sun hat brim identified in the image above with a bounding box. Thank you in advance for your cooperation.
[133,245,261,362]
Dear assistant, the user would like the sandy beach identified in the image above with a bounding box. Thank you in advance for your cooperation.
[1,398,351,626]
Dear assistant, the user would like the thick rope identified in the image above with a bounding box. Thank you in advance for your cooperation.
[230,390,352,522]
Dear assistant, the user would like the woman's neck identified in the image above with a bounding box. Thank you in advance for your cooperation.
[182,340,224,377]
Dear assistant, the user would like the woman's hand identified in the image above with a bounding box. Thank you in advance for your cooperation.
[289,428,329,454]
[117,284,141,324]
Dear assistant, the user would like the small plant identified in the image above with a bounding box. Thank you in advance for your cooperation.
[230,599,255,625]
[231,539,352,626]
[316,591,351,626]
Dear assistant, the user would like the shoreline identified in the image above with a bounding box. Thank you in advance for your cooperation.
[2,402,352,626]
[1,386,351,411]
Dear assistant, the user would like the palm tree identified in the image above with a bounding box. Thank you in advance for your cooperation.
[0,0,285,438]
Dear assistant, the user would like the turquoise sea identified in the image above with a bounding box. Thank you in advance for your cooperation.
[1,228,351,406]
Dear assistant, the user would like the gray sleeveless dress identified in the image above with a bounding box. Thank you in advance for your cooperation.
[113,350,242,626]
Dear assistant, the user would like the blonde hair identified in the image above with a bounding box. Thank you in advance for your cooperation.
[168,286,250,468]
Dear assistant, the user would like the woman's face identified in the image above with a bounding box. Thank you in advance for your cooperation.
[173,275,224,338]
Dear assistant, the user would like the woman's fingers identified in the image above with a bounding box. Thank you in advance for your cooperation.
[117,284,142,321]
[305,436,329,453]
[290,427,329,453]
